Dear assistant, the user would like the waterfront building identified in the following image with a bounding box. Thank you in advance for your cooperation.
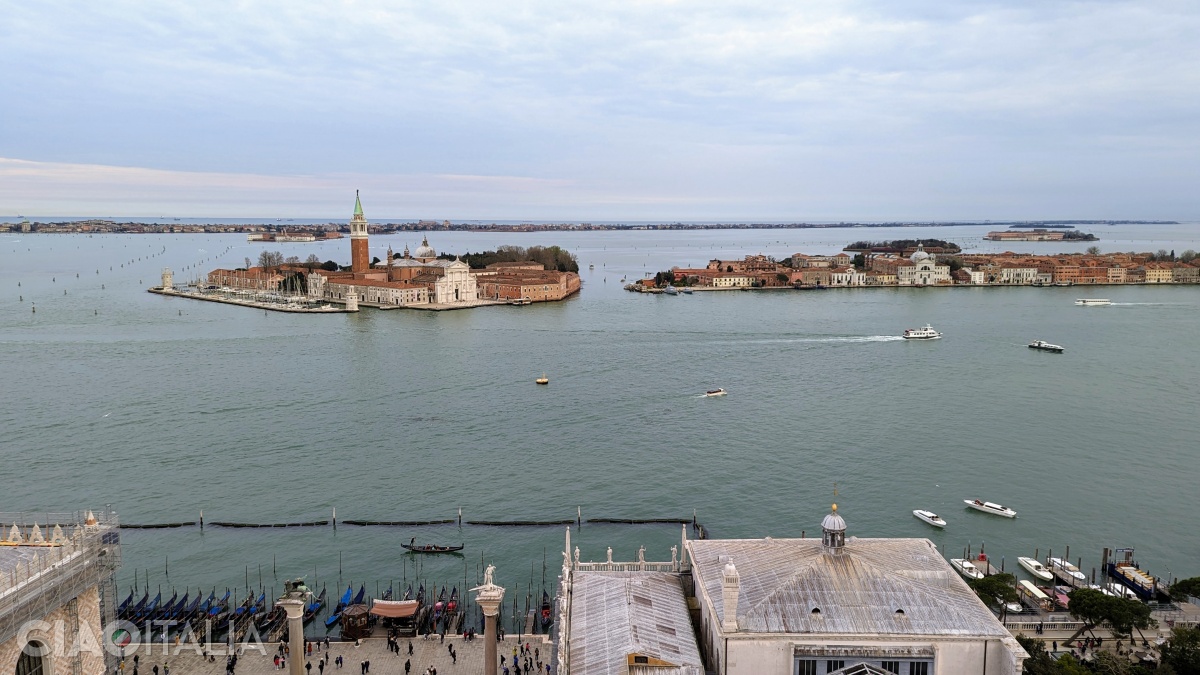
[0,509,121,675]
[558,507,1025,675]
[829,267,867,287]
[896,246,951,286]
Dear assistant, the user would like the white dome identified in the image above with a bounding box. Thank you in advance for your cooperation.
[821,511,846,532]
[910,246,931,264]
[414,236,436,259]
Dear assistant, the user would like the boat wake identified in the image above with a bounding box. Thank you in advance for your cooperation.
[726,335,905,345]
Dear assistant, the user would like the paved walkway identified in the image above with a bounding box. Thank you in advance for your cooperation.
[121,636,553,675]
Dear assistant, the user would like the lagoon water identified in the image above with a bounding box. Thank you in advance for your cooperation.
[3,223,1199,625]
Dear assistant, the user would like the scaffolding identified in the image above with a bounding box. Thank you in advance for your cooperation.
[0,508,122,655]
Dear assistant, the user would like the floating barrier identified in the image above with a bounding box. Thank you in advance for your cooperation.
[587,518,689,524]
[120,522,196,529]
[342,519,455,526]
[465,519,575,527]
[210,521,329,528]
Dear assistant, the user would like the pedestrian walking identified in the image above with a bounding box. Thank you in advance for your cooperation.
[408,641,413,656]
[319,660,325,675]
[306,662,312,675]
[404,659,410,675]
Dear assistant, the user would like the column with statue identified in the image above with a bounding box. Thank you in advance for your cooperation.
[277,580,309,675]
[472,565,505,675]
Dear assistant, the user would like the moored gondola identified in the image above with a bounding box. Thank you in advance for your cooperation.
[302,587,327,624]
[540,591,553,629]
[117,590,135,618]
[325,584,353,629]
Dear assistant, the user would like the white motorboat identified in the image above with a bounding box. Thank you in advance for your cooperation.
[963,499,1017,518]
[1048,558,1087,585]
[1028,340,1064,353]
[912,510,947,528]
[1075,298,1111,306]
[902,324,942,340]
[950,558,985,580]
[704,388,727,397]
[662,285,679,295]
[1018,556,1054,581]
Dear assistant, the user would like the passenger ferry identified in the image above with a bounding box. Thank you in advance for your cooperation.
[963,499,1017,518]
[902,324,942,340]
[1075,298,1111,306]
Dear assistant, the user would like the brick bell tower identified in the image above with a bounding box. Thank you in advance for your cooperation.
[350,190,369,273]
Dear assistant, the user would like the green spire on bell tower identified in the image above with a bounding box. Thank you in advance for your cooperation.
[353,190,363,217]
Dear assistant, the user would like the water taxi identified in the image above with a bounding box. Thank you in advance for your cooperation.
[912,510,947,528]
[1018,557,1054,581]
[1075,298,1111,306]
[902,324,942,340]
[950,558,985,580]
[704,388,727,397]
[1048,557,1087,585]
[963,499,1017,518]
[1028,340,1064,353]
[662,285,678,295]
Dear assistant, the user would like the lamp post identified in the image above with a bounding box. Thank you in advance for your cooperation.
[278,580,309,675]
[472,566,505,675]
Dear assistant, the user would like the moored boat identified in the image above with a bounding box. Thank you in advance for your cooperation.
[704,388,726,397]
[950,558,985,580]
[1018,556,1054,581]
[536,373,549,385]
[1028,340,1064,353]
[540,590,553,629]
[964,499,1017,518]
[902,324,942,340]
[662,285,678,295]
[912,510,946,528]
[325,584,353,629]
[1048,557,1087,586]
[1075,298,1111,306]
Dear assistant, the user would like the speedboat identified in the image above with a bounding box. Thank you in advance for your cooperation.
[1048,557,1087,585]
[912,510,947,528]
[1018,556,1054,581]
[662,285,678,295]
[1028,340,1064,353]
[950,558,985,580]
[704,388,727,397]
[1075,298,1111,306]
[964,499,1017,518]
[679,287,693,294]
[902,324,942,340]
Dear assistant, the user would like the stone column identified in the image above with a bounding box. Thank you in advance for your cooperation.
[278,594,306,675]
[473,569,505,675]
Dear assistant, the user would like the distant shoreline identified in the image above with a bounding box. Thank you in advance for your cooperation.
[2,219,1181,234]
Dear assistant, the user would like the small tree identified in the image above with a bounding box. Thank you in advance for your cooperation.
[285,255,300,265]
[969,573,1020,620]
[1179,250,1197,263]
[257,250,284,269]
[1160,626,1200,674]
[304,254,321,270]
[776,272,789,284]
[321,260,340,272]
[1086,245,1101,256]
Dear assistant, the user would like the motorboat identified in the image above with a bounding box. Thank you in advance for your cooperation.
[950,558,985,580]
[1028,340,1064,353]
[1048,557,1087,585]
[662,285,679,295]
[963,499,1017,518]
[536,373,549,385]
[902,324,942,340]
[1075,298,1111,306]
[1018,556,1054,581]
[679,286,693,294]
[704,388,727,397]
[912,510,947,528]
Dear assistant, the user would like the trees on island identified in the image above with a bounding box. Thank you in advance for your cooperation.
[439,245,579,272]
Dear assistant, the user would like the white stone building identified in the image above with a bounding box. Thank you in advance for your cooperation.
[1,510,121,675]
[896,247,951,286]
[689,507,1025,675]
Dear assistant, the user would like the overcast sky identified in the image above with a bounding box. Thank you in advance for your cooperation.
[2,0,1198,220]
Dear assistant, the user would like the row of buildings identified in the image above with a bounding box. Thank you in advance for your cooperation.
[656,247,1199,289]
[205,193,580,308]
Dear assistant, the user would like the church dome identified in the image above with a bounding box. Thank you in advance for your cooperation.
[414,236,436,259]
[821,507,846,533]
[910,245,931,264]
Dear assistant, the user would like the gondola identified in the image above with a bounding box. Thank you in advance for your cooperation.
[540,591,552,629]
[117,590,135,618]
[402,537,464,554]
[402,584,413,601]
[137,592,162,624]
[446,588,458,613]
[381,585,393,601]
[121,591,147,621]
[257,605,285,631]
[166,592,189,621]
[302,587,327,624]
[325,585,353,629]
[352,584,366,605]
[433,587,446,620]
[155,591,178,622]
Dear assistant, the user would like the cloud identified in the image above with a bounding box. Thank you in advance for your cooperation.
[1,0,1198,219]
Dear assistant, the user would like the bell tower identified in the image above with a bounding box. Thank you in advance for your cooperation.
[350,190,369,273]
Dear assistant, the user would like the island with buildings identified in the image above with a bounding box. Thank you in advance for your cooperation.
[150,193,581,312]
[632,244,1200,292]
